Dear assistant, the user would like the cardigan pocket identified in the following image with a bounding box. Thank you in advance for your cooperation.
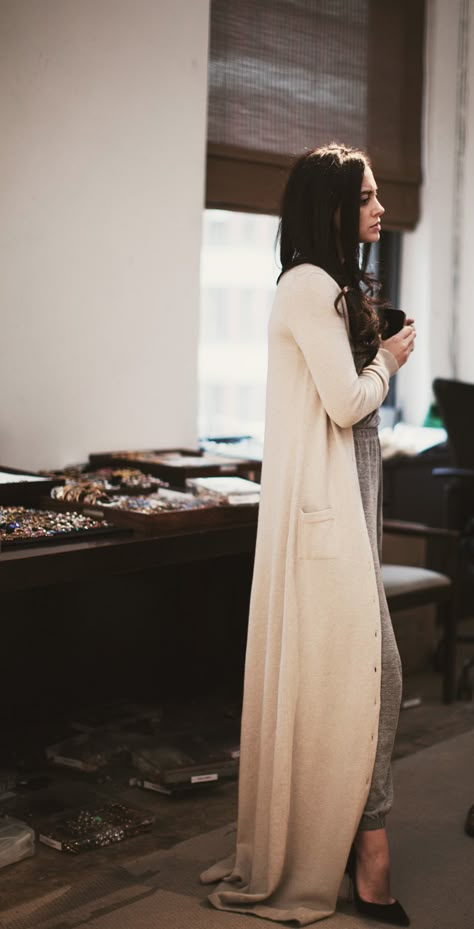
[297,506,337,559]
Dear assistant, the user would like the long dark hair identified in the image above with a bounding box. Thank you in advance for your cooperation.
[277,142,382,363]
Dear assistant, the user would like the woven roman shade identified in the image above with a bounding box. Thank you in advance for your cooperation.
[206,0,425,230]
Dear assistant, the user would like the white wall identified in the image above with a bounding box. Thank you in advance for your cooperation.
[0,0,210,470]
[3,0,470,453]
[398,0,473,424]
[457,0,474,379]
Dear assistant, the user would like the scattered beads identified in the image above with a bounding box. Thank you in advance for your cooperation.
[0,506,111,543]
[103,490,209,514]
[43,466,166,494]
[52,483,111,505]
[43,803,154,854]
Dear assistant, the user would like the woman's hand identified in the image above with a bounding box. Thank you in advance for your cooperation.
[382,322,416,369]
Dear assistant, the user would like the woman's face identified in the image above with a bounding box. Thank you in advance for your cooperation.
[359,166,384,243]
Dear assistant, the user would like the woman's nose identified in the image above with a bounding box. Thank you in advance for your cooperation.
[375,198,385,216]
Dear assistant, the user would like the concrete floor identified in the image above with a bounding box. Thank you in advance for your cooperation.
[0,622,473,917]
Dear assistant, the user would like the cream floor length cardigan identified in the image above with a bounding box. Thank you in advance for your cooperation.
[201,265,399,925]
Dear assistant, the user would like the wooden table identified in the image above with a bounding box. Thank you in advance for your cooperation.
[0,521,258,593]
[0,518,259,712]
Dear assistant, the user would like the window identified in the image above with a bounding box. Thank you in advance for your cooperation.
[199,219,402,439]
[202,2,416,439]
[199,210,279,439]
[207,0,425,229]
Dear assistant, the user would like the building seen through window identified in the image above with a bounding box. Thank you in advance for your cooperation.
[199,210,279,440]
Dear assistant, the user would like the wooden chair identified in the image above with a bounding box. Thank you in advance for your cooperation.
[382,519,460,703]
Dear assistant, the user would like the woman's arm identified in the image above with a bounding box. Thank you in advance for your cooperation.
[284,266,399,428]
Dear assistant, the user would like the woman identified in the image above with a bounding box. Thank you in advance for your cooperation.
[201,144,416,926]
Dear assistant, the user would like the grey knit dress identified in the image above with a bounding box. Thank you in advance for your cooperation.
[353,405,403,830]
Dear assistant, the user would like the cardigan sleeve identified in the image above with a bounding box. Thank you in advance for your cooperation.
[284,266,399,429]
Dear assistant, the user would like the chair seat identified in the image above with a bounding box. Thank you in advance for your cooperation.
[382,563,451,598]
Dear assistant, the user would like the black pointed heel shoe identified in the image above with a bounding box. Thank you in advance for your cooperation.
[345,846,410,927]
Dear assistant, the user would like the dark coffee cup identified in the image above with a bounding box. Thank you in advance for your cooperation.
[378,307,406,339]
